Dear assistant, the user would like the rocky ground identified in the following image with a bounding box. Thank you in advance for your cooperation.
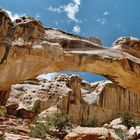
[0,114,140,140]
[0,74,139,140]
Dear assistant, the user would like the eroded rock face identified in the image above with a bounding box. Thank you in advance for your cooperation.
[6,76,71,118]
[112,36,140,58]
[64,126,121,140]
[0,9,140,96]
[83,80,140,123]
[6,74,140,123]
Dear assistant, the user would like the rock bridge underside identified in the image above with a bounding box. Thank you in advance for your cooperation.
[0,9,140,96]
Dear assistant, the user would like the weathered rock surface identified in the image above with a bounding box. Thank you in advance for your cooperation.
[1,8,140,140]
[65,118,140,140]
[110,118,122,126]
[4,133,41,140]
[0,114,139,140]
[0,9,140,97]
[6,74,140,123]
[128,127,137,139]
[64,126,121,140]
[113,36,140,58]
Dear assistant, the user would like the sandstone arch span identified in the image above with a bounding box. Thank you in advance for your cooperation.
[0,9,140,95]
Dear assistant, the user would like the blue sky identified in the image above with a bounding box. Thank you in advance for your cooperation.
[0,0,140,82]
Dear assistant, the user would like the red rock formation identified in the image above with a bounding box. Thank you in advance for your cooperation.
[6,75,140,123]
[0,9,140,97]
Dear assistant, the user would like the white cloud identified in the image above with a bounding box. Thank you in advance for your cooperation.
[73,25,81,33]
[48,6,63,13]
[96,11,110,26]
[35,13,40,18]
[74,0,81,5]
[48,0,81,22]
[103,11,109,16]
[97,18,106,25]
[4,9,26,21]
[38,73,57,81]
[64,2,79,22]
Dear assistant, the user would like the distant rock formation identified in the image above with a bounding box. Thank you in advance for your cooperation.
[6,74,140,123]
[0,9,140,97]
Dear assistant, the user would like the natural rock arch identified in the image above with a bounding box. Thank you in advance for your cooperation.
[0,9,140,95]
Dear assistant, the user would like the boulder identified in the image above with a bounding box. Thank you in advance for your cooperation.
[128,127,137,139]
[136,126,140,138]
[110,118,122,126]
[64,126,121,140]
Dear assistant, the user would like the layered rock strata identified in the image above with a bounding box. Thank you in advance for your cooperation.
[6,75,140,123]
[0,9,140,96]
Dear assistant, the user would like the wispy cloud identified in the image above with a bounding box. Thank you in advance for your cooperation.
[96,11,110,25]
[35,13,40,18]
[48,0,81,23]
[73,25,81,33]
[103,11,109,16]
[97,18,106,25]
[64,0,81,22]
[4,9,26,21]
[38,73,57,81]
[48,6,63,13]
[116,24,127,32]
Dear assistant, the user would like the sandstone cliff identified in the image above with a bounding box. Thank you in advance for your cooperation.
[0,9,140,97]
[5,74,140,123]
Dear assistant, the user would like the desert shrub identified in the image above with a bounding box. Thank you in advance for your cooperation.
[8,127,19,134]
[0,133,4,140]
[29,113,72,139]
[42,113,72,132]
[115,128,128,139]
[50,113,71,131]
[121,112,137,129]
[32,100,41,114]
[29,122,47,139]
[0,106,6,118]
[81,117,99,127]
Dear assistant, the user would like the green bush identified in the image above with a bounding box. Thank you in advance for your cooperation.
[51,113,71,131]
[29,113,72,139]
[0,106,6,118]
[81,117,98,127]
[29,123,47,139]
[121,112,137,129]
[115,128,128,139]
[0,133,4,140]
[8,127,19,134]
[32,100,41,115]
[3,127,19,135]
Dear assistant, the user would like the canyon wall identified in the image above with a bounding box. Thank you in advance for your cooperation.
[6,75,140,123]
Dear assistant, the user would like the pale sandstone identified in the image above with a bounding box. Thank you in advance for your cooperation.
[136,126,140,138]
[6,74,140,123]
[111,124,127,131]
[64,126,121,140]
[128,127,137,139]
[110,118,122,126]
[4,132,41,140]
[0,9,140,97]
